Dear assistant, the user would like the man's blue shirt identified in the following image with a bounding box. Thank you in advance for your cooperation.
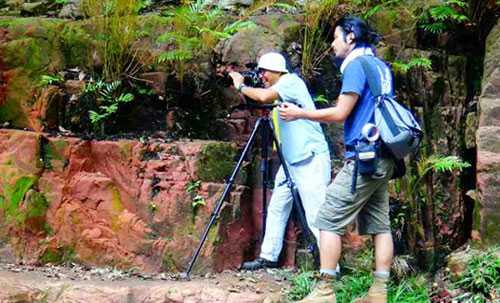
[340,56,394,159]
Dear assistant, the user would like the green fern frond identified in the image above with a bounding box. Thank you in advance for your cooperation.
[223,20,256,35]
[197,27,231,39]
[392,57,432,74]
[430,6,457,21]
[445,0,468,8]
[157,31,178,44]
[429,156,471,173]
[363,5,382,19]
[117,93,134,103]
[420,0,469,34]
[420,22,447,34]
[157,49,194,63]
[189,0,204,13]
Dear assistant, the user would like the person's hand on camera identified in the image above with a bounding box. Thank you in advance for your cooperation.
[216,64,235,76]
[278,102,303,121]
[229,72,244,91]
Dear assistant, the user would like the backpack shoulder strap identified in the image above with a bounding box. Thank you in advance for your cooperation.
[357,56,383,97]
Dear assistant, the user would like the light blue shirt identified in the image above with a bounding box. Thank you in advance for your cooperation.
[272,73,330,165]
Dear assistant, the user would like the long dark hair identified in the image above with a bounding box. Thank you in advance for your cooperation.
[334,16,381,49]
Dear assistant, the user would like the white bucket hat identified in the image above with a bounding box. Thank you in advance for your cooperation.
[257,52,289,73]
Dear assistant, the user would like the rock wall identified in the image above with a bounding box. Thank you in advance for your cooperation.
[0,129,257,273]
[477,19,500,245]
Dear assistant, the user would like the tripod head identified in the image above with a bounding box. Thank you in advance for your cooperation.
[229,101,302,115]
[230,101,279,112]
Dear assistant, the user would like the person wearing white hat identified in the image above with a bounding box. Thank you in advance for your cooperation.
[228,52,331,270]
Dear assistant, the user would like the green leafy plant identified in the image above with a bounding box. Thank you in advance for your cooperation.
[301,0,338,81]
[0,176,49,227]
[148,202,158,214]
[191,195,206,209]
[186,180,206,212]
[420,0,469,34]
[81,0,144,81]
[358,0,403,19]
[396,155,471,269]
[158,2,255,82]
[410,156,471,196]
[389,275,430,303]
[86,80,134,135]
[392,57,432,74]
[454,247,500,300]
[287,271,316,301]
[335,271,374,302]
[186,180,202,194]
[314,95,330,104]
[290,247,430,303]
[49,0,69,5]
[39,74,64,86]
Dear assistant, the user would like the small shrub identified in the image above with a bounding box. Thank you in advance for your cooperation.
[80,0,143,81]
[186,180,206,211]
[287,271,316,301]
[85,79,135,135]
[39,74,64,87]
[301,0,338,81]
[419,0,469,35]
[454,247,500,300]
[335,271,373,302]
[157,1,255,82]
[390,275,430,303]
[392,57,432,75]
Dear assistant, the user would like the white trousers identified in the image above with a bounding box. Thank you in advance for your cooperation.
[259,152,331,262]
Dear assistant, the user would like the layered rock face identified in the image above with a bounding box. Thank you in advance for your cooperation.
[477,19,500,245]
[0,129,256,273]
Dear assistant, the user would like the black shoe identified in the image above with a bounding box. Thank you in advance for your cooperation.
[241,258,278,270]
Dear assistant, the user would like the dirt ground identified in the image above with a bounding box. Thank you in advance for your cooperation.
[0,262,293,303]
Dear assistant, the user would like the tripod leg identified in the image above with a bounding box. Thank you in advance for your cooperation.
[182,118,264,279]
[259,119,271,243]
[264,119,319,259]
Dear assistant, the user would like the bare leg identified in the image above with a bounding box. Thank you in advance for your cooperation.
[374,232,393,272]
[320,230,342,271]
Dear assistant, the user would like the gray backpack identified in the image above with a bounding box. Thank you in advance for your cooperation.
[358,56,423,160]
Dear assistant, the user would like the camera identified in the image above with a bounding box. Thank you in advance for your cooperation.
[239,70,264,88]
[217,63,265,88]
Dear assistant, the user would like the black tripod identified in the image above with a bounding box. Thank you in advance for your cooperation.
[181,104,318,279]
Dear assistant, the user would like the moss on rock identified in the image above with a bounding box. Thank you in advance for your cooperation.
[39,245,76,264]
[59,21,94,70]
[0,175,49,228]
[196,142,240,183]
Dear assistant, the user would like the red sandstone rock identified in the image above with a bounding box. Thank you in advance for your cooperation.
[0,130,258,273]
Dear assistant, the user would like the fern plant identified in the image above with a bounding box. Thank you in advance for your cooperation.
[392,57,432,74]
[411,155,471,196]
[86,80,134,135]
[419,0,469,35]
[157,2,255,82]
[81,0,143,81]
[39,74,64,86]
[396,155,471,267]
[300,0,338,82]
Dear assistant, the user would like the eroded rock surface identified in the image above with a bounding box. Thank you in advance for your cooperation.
[0,129,255,273]
[477,19,500,245]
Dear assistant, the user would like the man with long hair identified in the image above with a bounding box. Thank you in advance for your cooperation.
[279,17,395,303]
